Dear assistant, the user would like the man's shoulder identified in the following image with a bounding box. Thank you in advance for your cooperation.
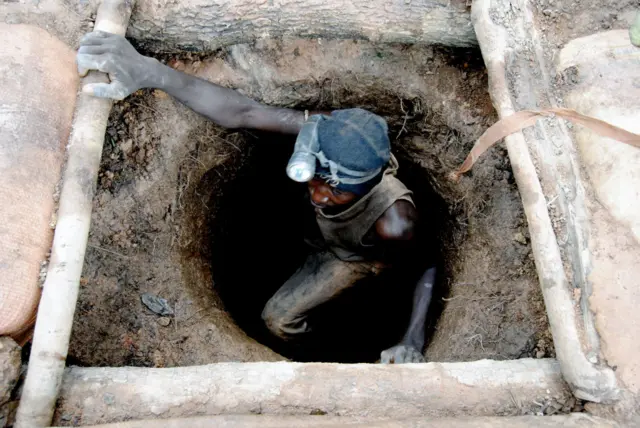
[374,200,417,241]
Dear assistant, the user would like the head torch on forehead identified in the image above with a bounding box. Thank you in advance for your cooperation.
[286,115,383,186]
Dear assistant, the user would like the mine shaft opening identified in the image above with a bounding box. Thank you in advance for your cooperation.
[180,45,529,364]
[72,40,551,367]
[203,112,454,363]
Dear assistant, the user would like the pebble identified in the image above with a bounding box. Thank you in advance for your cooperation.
[513,232,527,245]
[136,147,146,164]
[158,317,171,327]
[141,293,174,316]
[120,138,133,156]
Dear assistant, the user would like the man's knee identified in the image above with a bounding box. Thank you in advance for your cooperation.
[261,302,307,339]
[261,304,282,337]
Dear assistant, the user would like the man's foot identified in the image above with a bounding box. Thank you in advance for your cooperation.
[380,344,425,364]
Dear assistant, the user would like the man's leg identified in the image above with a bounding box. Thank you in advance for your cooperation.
[262,251,381,340]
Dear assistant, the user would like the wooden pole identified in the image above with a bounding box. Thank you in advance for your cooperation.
[54,360,570,425]
[14,1,135,426]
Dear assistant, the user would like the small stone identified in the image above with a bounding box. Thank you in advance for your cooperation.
[536,350,545,358]
[153,90,168,99]
[120,138,134,155]
[513,232,527,245]
[141,293,174,316]
[169,59,186,71]
[158,317,171,327]
[98,191,113,206]
[136,148,146,164]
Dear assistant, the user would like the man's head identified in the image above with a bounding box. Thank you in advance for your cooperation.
[288,108,391,209]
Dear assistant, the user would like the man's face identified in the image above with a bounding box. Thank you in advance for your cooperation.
[308,178,357,209]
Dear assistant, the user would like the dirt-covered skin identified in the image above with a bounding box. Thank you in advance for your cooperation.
[69,39,553,366]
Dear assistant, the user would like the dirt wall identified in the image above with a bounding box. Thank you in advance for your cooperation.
[68,38,552,366]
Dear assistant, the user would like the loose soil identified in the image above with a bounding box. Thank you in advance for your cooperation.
[68,38,553,366]
[531,0,638,46]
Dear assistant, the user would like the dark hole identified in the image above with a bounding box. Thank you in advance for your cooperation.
[206,128,451,363]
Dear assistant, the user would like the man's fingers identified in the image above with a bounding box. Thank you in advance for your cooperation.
[396,347,407,363]
[410,349,425,363]
[78,45,111,55]
[76,53,112,74]
[79,31,112,46]
[381,346,425,364]
[77,46,112,76]
[82,82,129,100]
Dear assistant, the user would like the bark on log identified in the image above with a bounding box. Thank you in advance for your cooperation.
[128,0,477,51]
[52,414,617,428]
[55,360,570,425]
[470,0,619,403]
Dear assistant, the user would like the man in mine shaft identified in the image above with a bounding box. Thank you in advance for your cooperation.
[77,31,438,363]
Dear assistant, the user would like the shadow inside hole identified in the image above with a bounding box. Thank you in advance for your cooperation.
[208,132,450,363]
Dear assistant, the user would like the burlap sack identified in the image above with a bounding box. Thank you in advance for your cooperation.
[0,24,77,340]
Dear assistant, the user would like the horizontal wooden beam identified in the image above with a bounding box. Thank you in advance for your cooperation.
[128,0,477,51]
[56,359,569,425]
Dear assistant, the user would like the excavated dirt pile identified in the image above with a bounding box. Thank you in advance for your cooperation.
[67,39,553,366]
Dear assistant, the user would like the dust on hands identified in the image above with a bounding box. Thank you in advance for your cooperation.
[380,344,425,364]
[77,31,155,100]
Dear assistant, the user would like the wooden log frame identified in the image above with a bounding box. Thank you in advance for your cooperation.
[54,360,571,425]
[127,0,477,51]
[14,1,135,427]
[469,0,620,403]
[52,414,617,428]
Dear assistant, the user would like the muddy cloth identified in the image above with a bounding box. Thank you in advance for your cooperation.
[262,250,386,339]
[316,155,414,261]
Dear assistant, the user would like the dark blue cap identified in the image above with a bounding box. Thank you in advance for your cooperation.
[314,108,391,195]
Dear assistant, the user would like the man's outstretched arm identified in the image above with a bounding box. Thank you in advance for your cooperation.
[76,31,305,134]
[374,201,436,363]
[380,266,436,364]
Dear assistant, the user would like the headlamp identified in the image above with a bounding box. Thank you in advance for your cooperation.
[286,111,385,185]
[286,151,316,182]
[286,115,322,182]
